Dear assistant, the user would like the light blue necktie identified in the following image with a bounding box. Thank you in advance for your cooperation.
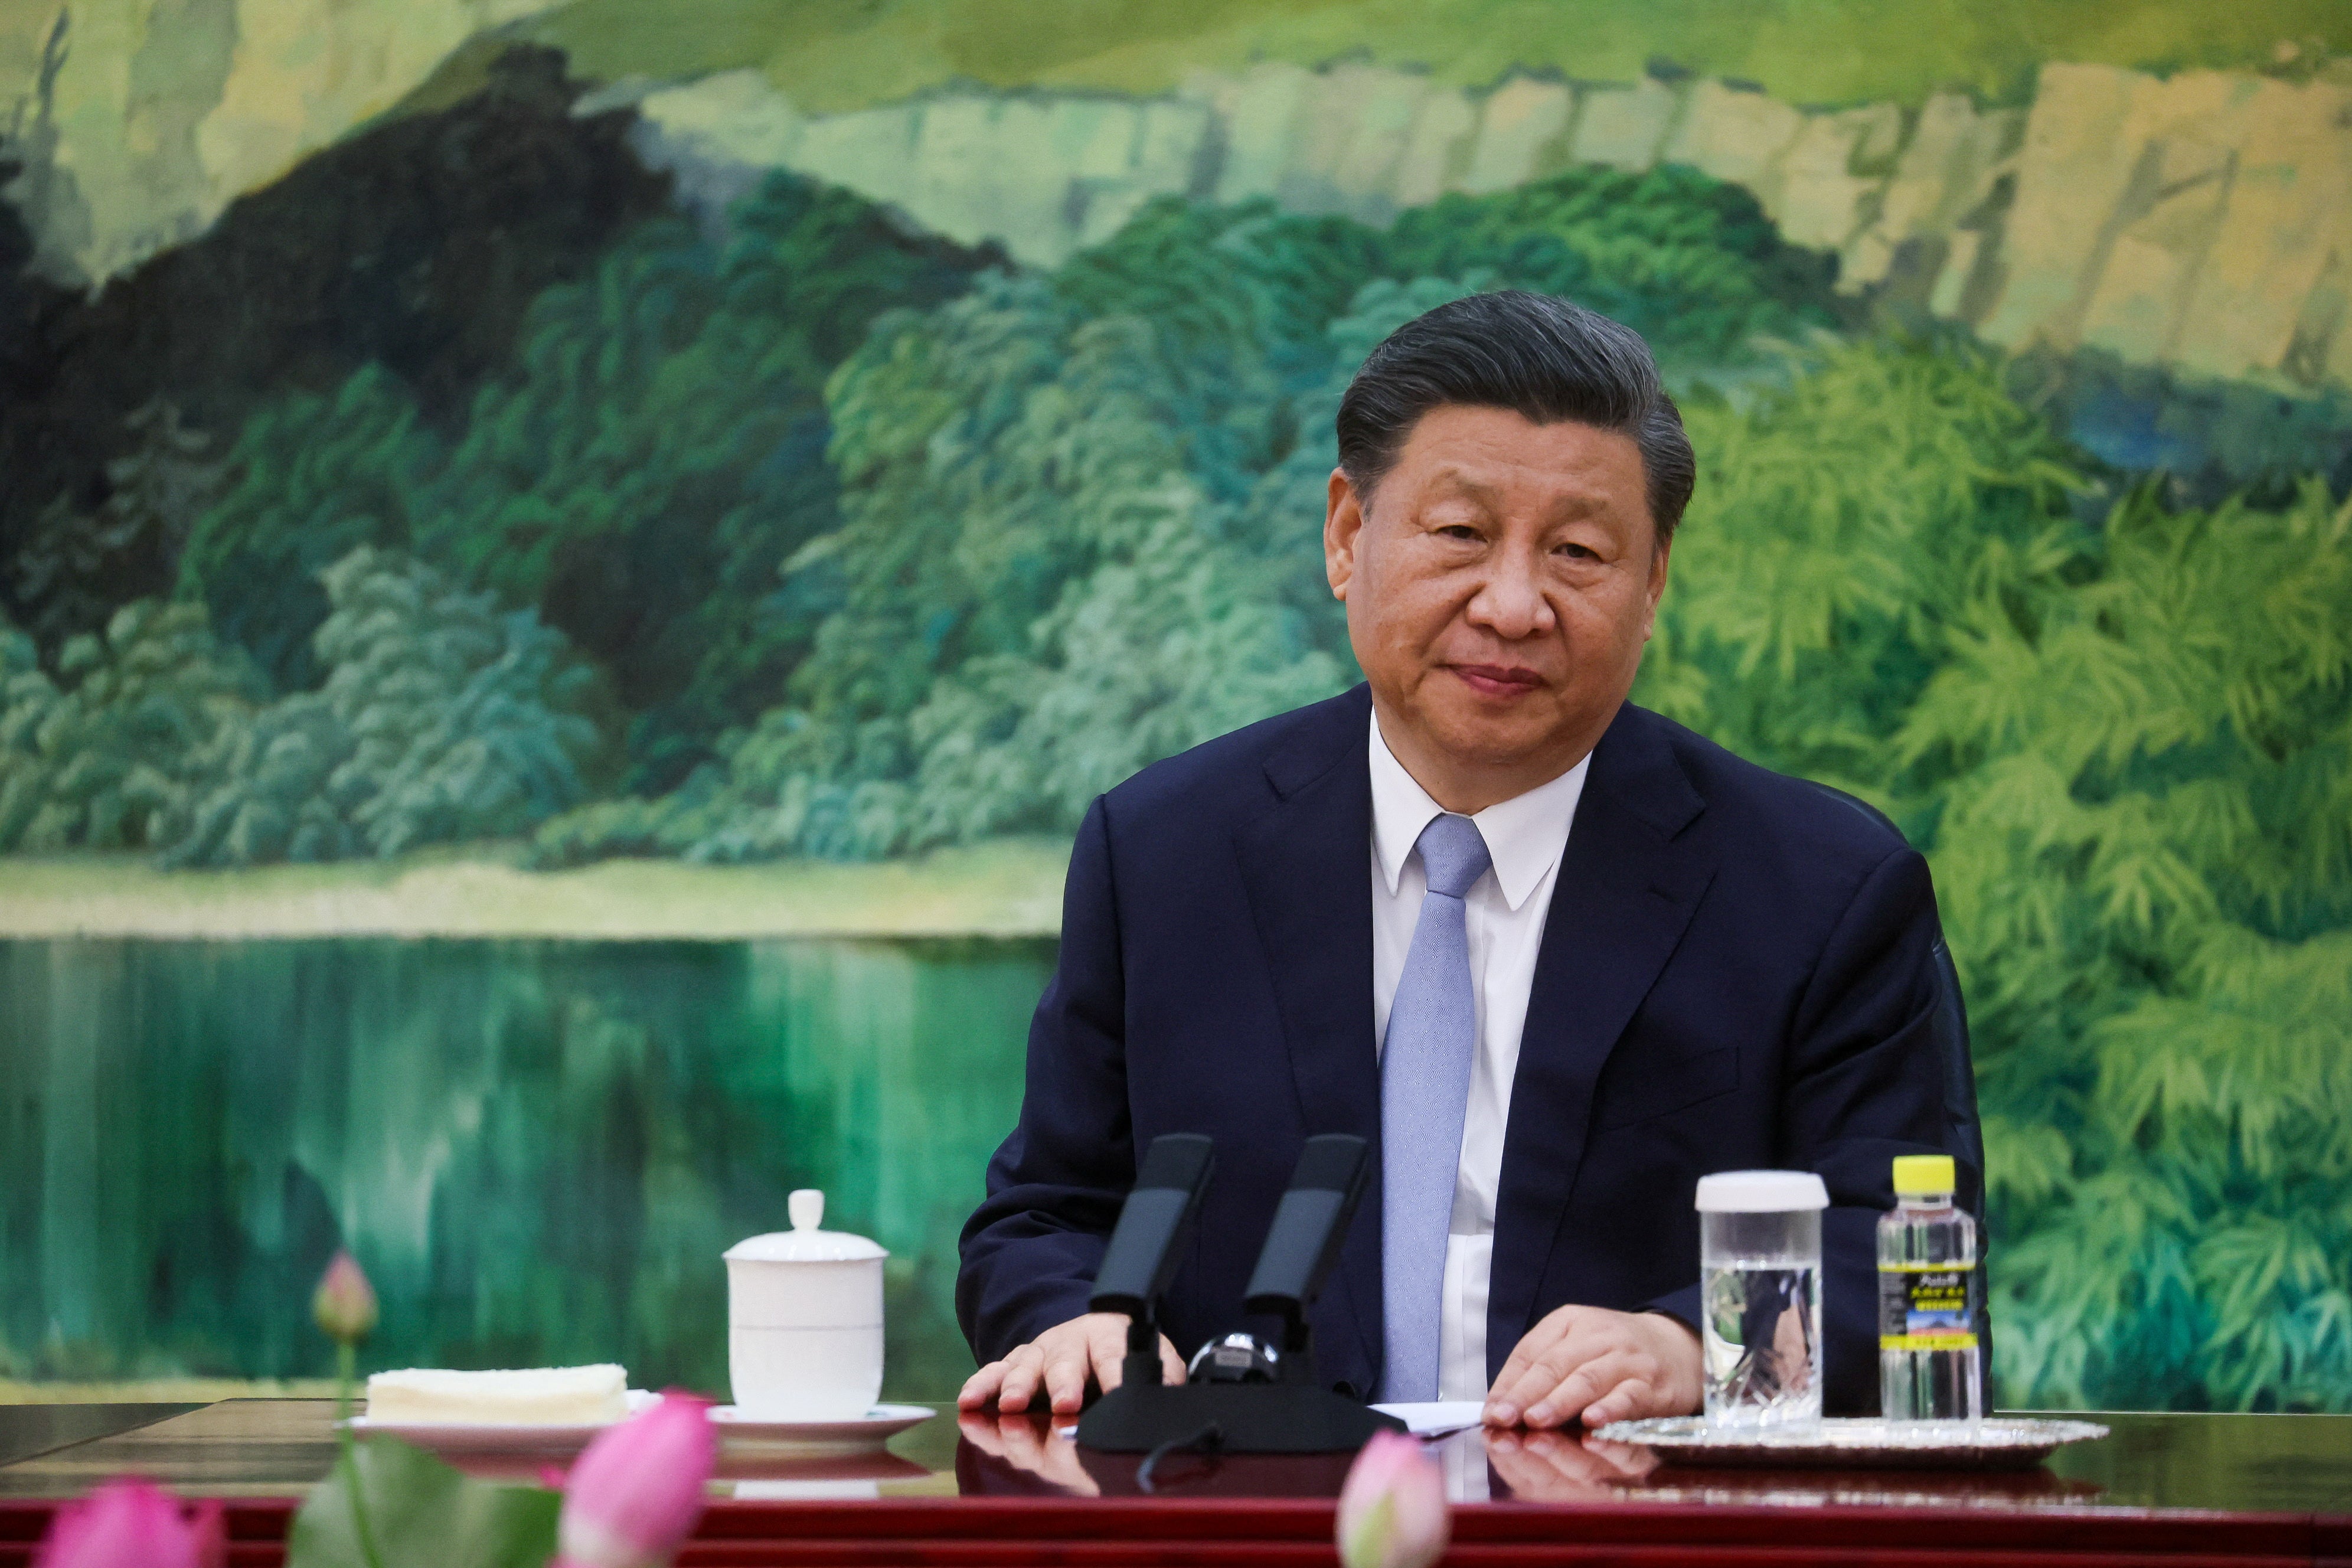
[1379,811,1491,1403]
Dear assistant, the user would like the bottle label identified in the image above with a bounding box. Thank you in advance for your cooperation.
[1878,1261,1977,1352]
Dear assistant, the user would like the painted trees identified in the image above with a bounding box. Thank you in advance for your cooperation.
[2,551,601,865]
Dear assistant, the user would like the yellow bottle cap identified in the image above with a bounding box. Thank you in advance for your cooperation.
[1892,1154,1956,1195]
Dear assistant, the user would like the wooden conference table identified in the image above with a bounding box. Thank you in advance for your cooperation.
[0,1399,2345,1565]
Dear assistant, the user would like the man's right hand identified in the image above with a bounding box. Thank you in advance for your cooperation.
[956,1312,1185,1415]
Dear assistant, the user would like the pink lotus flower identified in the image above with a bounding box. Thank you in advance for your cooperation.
[34,1478,224,1568]
[311,1250,378,1344]
[1336,1429,1449,1568]
[553,1391,716,1568]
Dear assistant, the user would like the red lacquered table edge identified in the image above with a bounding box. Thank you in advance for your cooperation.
[5,1495,2346,1567]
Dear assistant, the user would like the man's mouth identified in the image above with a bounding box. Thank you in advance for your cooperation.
[1449,664,1545,698]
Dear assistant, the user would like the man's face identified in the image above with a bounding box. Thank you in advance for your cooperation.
[1324,404,1669,806]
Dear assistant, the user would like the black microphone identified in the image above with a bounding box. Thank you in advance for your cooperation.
[1089,1134,1216,1386]
[1243,1134,1370,1368]
[1074,1129,1404,1454]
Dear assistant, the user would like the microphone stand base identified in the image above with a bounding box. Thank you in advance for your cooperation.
[1074,1382,1406,1454]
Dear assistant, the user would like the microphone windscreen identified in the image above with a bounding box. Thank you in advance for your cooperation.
[1243,1134,1370,1317]
[1090,1133,1216,1319]
[1289,1133,1369,1193]
[1135,1132,1216,1194]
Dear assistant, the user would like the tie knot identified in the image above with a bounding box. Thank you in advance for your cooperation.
[1414,812,1491,900]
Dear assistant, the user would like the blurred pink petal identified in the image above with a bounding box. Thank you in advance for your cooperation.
[552,1391,715,1568]
[312,1250,378,1344]
[34,1479,216,1568]
[1336,1429,1450,1568]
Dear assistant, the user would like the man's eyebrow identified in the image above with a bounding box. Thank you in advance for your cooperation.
[1420,466,1502,503]
[1425,465,1613,525]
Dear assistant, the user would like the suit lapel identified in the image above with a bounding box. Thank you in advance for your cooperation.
[1234,685,1383,1385]
[1487,704,1716,1378]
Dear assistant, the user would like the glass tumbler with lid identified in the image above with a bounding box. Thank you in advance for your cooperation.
[1695,1169,1829,1430]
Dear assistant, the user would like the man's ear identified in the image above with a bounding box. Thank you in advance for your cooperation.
[1325,468,1365,601]
[1641,533,1672,641]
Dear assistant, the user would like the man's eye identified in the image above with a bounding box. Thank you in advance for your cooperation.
[1556,541,1599,561]
[1436,524,1482,541]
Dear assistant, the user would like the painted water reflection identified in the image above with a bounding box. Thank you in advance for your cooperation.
[0,937,1053,1399]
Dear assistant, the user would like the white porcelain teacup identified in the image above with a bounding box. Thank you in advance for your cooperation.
[723,1190,887,1422]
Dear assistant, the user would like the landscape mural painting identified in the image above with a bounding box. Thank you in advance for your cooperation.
[1,0,2348,1413]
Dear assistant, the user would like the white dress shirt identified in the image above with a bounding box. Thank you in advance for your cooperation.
[1368,711,1589,1402]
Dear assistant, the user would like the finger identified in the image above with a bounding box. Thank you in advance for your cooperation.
[1505,1344,1636,1429]
[1159,1334,1187,1386]
[1083,1317,1132,1381]
[1525,1350,1638,1427]
[1525,1350,1639,1427]
[1042,1341,1093,1413]
[1486,1317,1566,1415]
[959,1360,1007,1410]
[995,1347,1045,1412]
[1489,1314,1620,1415]
[1485,1314,1583,1424]
[1634,1316,1703,1412]
[1491,1328,1619,1423]
[1089,1328,1128,1394]
[1579,1376,1656,1430]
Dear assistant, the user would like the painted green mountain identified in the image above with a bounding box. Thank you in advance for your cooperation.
[496,0,2352,115]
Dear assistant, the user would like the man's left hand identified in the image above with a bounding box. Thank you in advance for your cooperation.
[1482,1305,1702,1428]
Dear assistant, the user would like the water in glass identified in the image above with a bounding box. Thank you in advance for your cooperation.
[1702,1259,1822,1427]
[1697,1194,1824,1430]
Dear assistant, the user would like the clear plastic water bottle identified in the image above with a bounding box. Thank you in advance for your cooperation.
[1696,1170,1827,1430]
[1877,1154,1982,1424]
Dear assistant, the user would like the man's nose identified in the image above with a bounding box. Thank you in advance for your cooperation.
[1465,548,1555,639]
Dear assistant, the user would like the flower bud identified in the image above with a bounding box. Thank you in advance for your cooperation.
[1336,1429,1449,1568]
[552,1391,715,1568]
[312,1250,378,1344]
[34,1479,224,1568]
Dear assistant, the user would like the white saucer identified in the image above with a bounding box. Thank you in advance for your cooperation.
[708,1403,934,1452]
[342,1389,658,1451]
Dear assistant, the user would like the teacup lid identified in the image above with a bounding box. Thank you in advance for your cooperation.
[724,1190,888,1263]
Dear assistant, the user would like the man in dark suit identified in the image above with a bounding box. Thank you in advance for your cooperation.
[956,290,1979,1428]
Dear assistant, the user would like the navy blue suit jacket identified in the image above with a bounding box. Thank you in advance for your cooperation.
[958,685,1979,1413]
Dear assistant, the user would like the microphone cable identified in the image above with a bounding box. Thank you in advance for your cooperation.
[1135,1420,1225,1493]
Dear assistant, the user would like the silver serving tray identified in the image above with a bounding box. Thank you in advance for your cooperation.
[1590,1416,2109,1471]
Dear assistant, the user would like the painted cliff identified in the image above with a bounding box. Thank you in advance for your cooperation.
[0,0,561,283]
[626,58,2352,397]
[4,2,2347,397]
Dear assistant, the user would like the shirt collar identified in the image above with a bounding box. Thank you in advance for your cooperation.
[1368,710,1590,912]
